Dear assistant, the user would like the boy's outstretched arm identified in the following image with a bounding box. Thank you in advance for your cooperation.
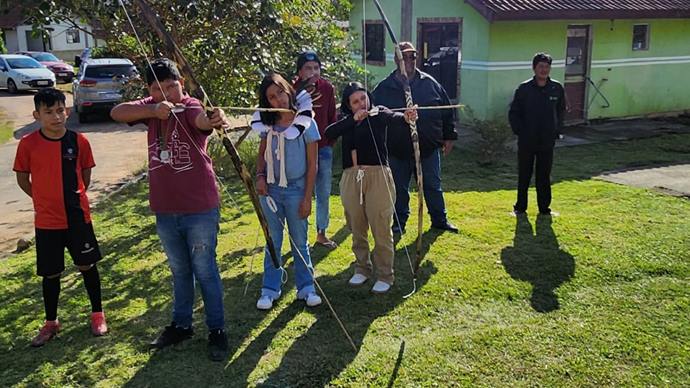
[110,101,174,123]
[82,168,92,191]
[16,172,32,197]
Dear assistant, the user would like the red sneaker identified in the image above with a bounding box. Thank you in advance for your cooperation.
[31,320,60,347]
[90,312,108,336]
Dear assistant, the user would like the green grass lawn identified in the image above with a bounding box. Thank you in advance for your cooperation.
[1,134,688,387]
[0,108,14,144]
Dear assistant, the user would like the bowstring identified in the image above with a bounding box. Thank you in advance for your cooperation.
[118,0,267,274]
[362,0,417,295]
[119,0,357,350]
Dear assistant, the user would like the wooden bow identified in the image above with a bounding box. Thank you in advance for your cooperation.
[133,0,281,269]
[371,0,425,282]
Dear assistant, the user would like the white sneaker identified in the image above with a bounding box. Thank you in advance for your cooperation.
[256,295,275,310]
[371,280,391,294]
[348,273,369,286]
[304,292,322,307]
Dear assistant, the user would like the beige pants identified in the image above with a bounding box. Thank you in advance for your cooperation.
[340,166,396,284]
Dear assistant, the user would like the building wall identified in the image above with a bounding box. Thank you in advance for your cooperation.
[2,29,19,52]
[350,3,690,121]
[587,18,690,119]
[7,23,100,61]
[486,18,690,120]
[349,0,403,85]
[349,0,492,116]
[485,21,567,120]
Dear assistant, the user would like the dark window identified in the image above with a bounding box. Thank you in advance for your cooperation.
[33,53,60,62]
[7,57,42,69]
[632,25,649,51]
[363,21,385,65]
[66,28,81,44]
[85,65,137,78]
[565,26,589,76]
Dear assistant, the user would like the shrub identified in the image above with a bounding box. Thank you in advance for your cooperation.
[207,133,260,181]
[462,107,513,165]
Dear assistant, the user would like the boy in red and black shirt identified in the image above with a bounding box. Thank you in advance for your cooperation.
[13,88,107,347]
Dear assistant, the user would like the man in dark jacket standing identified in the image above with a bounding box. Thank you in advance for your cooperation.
[508,52,566,216]
[372,42,459,234]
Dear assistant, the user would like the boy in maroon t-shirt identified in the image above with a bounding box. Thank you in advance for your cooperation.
[293,51,338,248]
[110,58,231,362]
[14,88,108,347]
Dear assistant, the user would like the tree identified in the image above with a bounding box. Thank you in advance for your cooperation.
[10,0,364,107]
[0,31,6,54]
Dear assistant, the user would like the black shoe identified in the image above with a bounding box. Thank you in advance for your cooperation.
[208,329,228,362]
[392,224,406,235]
[149,322,193,349]
[431,222,459,233]
[539,208,552,215]
[513,204,527,214]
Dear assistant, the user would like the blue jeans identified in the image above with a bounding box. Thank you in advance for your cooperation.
[156,208,224,330]
[260,184,316,300]
[389,149,448,228]
[315,146,333,233]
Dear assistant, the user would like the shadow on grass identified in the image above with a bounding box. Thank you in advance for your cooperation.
[120,223,439,386]
[253,230,440,387]
[501,214,575,312]
[0,182,174,386]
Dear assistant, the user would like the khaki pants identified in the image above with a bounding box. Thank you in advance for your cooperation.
[340,166,396,284]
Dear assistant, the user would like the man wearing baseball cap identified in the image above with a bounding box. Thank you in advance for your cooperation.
[293,51,338,248]
[372,42,459,234]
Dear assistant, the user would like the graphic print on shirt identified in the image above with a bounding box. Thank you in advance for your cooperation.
[148,119,193,173]
[61,131,86,226]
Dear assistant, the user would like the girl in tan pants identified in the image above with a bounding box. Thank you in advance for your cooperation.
[325,82,417,293]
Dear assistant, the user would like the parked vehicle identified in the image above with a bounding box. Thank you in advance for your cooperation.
[15,51,75,83]
[72,58,138,123]
[0,54,56,93]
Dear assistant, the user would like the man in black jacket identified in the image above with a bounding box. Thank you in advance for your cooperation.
[372,42,459,234]
[508,52,566,215]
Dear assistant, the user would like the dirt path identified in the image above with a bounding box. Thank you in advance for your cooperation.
[0,90,147,256]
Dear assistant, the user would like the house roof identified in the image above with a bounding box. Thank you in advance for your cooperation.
[464,0,690,21]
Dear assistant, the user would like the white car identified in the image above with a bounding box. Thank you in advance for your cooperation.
[0,54,56,93]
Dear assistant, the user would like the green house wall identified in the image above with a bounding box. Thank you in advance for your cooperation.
[349,1,690,121]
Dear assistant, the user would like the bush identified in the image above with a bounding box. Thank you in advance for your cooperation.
[207,134,260,181]
[0,32,6,54]
[462,107,513,165]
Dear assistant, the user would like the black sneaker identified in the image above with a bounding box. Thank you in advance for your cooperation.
[431,222,459,233]
[208,329,229,362]
[149,322,193,349]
